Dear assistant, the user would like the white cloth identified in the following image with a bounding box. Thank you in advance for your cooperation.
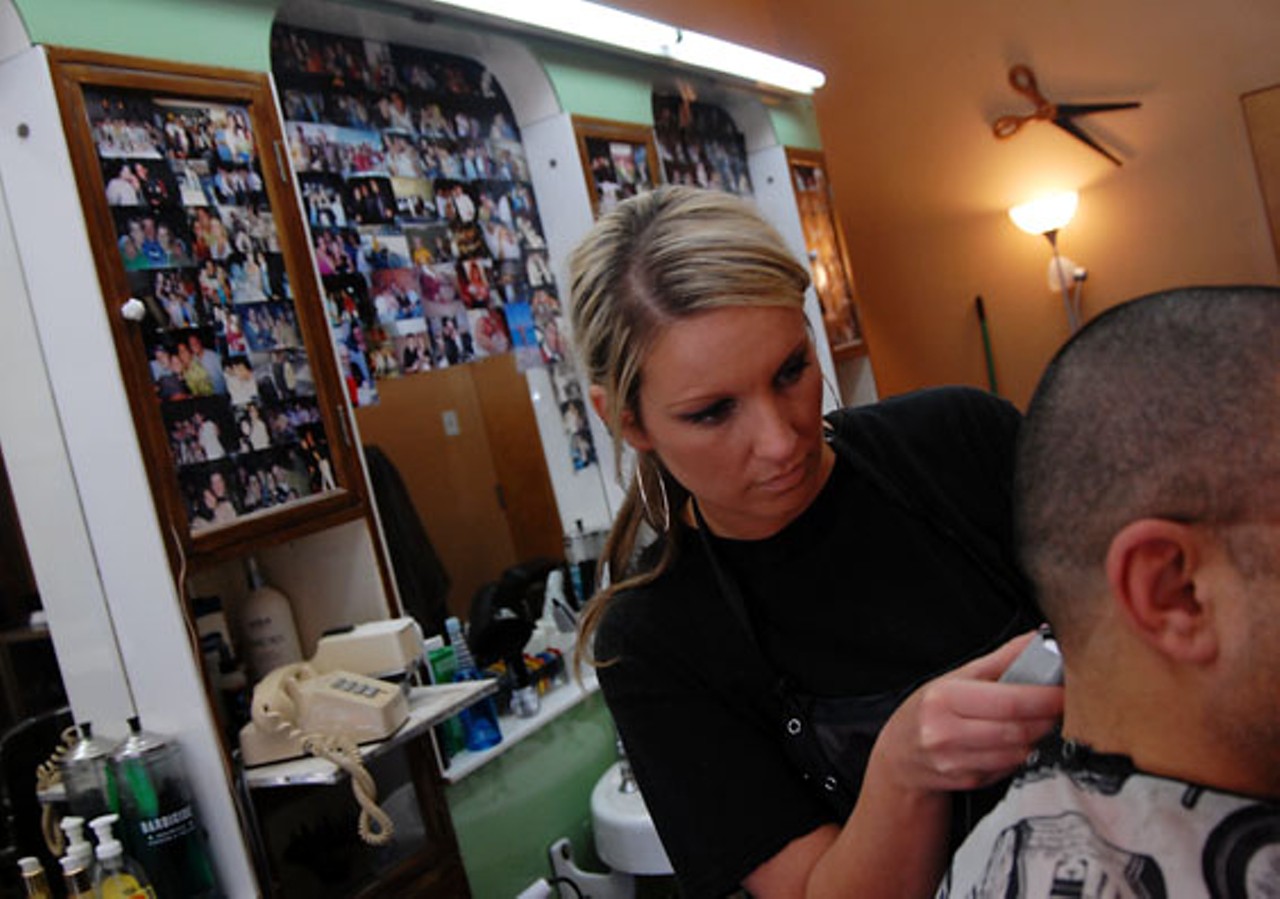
[938,738,1280,898]
[197,419,225,460]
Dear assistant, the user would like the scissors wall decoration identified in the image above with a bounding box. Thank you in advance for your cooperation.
[993,65,1140,165]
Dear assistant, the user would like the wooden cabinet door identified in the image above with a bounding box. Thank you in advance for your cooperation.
[47,47,377,573]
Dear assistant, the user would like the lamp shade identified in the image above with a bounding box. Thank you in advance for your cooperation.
[1009,191,1079,235]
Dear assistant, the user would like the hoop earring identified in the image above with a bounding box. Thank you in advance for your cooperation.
[822,373,843,412]
[635,455,671,532]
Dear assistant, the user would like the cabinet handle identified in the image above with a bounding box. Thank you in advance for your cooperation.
[273,140,288,182]
[335,403,353,449]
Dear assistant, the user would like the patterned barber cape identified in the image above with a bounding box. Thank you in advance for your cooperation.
[937,736,1280,898]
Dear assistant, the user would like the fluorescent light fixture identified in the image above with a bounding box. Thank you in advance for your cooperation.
[1008,191,1078,236]
[424,0,826,94]
[665,30,826,94]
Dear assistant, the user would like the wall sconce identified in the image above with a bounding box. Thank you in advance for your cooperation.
[1009,191,1087,332]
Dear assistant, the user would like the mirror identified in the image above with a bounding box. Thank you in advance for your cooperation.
[269,20,614,630]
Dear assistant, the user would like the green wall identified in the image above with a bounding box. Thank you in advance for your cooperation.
[13,0,820,148]
[13,0,282,70]
[770,102,823,151]
[533,40,658,126]
[446,692,618,898]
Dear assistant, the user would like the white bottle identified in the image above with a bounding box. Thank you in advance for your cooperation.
[59,816,95,883]
[236,556,303,681]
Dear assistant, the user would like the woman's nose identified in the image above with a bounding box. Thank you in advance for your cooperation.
[751,400,800,462]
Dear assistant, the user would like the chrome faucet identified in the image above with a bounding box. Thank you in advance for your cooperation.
[615,735,638,794]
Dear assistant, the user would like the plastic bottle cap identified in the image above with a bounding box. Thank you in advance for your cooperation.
[18,856,41,875]
[67,841,93,868]
[89,813,123,861]
[60,816,86,841]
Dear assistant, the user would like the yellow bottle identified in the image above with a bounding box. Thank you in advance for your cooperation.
[89,813,157,899]
[16,856,50,899]
[59,855,95,899]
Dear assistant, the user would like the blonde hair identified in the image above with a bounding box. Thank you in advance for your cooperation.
[567,185,810,666]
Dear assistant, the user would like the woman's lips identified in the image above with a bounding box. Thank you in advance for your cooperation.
[758,460,807,493]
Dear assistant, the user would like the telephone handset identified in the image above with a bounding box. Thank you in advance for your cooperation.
[239,663,409,845]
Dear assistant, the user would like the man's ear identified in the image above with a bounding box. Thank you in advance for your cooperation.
[1105,519,1218,665]
[588,384,653,452]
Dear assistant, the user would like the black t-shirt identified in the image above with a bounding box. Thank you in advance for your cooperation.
[713,453,1020,697]
[595,387,1038,898]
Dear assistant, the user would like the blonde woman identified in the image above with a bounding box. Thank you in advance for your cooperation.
[568,186,1062,898]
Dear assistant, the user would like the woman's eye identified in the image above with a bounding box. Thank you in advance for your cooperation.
[683,399,734,425]
[776,354,811,387]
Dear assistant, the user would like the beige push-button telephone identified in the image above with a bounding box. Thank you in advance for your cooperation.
[239,663,409,844]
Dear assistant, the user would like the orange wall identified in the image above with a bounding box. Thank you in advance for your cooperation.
[611,0,1280,406]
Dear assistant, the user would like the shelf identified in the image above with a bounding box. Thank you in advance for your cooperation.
[241,680,497,789]
[441,670,599,783]
[0,621,51,645]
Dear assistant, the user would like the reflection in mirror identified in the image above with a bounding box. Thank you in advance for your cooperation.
[0,447,72,878]
[270,23,612,630]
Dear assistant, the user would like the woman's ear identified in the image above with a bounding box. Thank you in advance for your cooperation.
[1105,519,1218,665]
[589,384,653,452]
[587,384,610,425]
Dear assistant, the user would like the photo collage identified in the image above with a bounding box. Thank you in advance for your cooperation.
[272,30,537,374]
[271,24,596,470]
[582,135,655,215]
[87,89,338,534]
[652,94,754,197]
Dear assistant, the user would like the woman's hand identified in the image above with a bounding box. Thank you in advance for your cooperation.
[872,631,1065,796]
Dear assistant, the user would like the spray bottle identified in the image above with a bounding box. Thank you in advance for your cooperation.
[110,717,219,898]
[16,857,50,899]
[89,814,155,899]
[445,617,502,751]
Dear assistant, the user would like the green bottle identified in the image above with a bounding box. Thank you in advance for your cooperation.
[425,635,466,762]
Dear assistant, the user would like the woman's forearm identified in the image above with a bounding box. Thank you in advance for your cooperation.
[807,749,951,899]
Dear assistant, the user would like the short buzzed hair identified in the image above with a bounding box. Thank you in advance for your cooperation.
[1015,286,1280,644]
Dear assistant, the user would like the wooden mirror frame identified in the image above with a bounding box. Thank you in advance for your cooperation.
[46,47,375,574]
[571,115,662,218]
[785,147,866,360]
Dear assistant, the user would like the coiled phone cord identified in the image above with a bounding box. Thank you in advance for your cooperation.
[301,731,395,845]
[257,707,395,846]
[34,725,79,856]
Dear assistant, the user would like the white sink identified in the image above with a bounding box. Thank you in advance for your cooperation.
[590,761,674,876]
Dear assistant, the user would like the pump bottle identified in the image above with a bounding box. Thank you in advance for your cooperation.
[89,814,156,899]
[59,815,95,884]
[236,556,303,681]
[16,857,50,899]
[59,855,94,899]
